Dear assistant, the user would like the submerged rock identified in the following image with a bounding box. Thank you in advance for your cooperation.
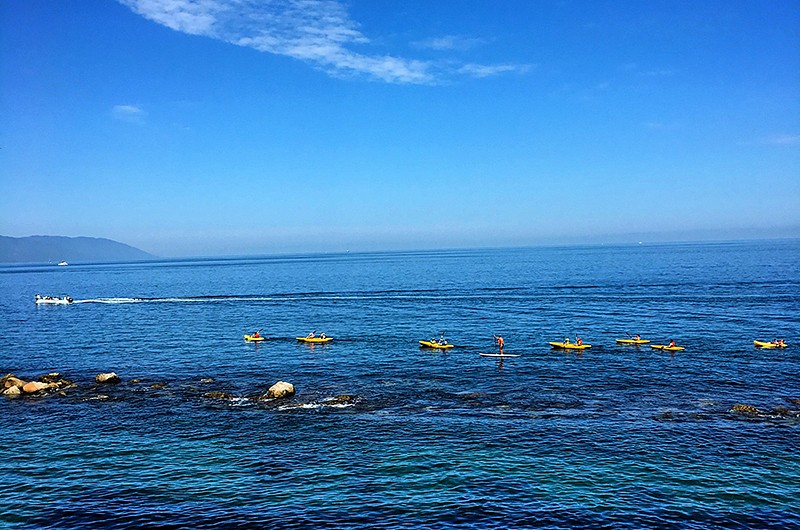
[326,394,358,406]
[39,373,73,389]
[730,404,760,415]
[203,391,233,400]
[96,372,121,384]
[149,382,168,389]
[267,381,295,399]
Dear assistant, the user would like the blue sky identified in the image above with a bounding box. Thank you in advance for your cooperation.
[1,0,799,256]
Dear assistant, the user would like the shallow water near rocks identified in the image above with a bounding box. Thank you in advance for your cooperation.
[2,241,799,528]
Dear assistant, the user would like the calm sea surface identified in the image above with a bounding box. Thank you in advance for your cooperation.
[1,241,799,528]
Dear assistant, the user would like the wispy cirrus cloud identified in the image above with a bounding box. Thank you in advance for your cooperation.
[640,68,676,77]
[458,63,534,79]
[412,34,485,51]
[762,134,800,146]
[112,104,146,123]
[119,0,527,84]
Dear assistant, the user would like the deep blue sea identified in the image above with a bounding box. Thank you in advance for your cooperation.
[2,241,799,529]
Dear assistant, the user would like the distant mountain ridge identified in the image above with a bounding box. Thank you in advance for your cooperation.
[0,236,156,263]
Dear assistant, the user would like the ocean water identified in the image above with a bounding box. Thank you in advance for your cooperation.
[1,240,798,529]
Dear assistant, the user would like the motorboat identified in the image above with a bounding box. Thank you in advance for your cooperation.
[35,294,74,305]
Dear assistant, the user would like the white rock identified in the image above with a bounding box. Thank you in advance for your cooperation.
[3,386,22,397]
[267,381,295,399]
[96,372,121,384]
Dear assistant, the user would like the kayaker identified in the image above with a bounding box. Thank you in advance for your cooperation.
[494,335,504,354]
[307,331,316,339]
[633,334,641,341]
[320,332,326,339]
[252,331,260,339]
[564,337,571,345]
[576,337,583,346]
[668,339,676,348]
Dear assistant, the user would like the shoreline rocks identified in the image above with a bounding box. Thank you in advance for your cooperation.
[2,372,74,396]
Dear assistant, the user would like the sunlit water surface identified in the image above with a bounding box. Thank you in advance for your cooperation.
[1,241,798,528]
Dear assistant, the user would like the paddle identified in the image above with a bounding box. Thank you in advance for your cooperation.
[492,334,505,353]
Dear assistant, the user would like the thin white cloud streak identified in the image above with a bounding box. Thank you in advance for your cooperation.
[458,63,533,78]
[112,104,146,123]
[119,0,527,84]
[413,35,485,51]
[763,134,800,146]
[640,68,676,77]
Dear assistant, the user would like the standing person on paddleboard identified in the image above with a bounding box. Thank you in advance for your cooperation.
[494,335,504,355]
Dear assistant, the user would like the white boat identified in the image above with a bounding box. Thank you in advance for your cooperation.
[35,295,74,305]
[57,261,68,266]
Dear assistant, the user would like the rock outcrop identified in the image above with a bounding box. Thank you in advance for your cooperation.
[266,381,295,399]
[95,372,121,384]
[2,372,74,397]
[2,374,27,389]
[22,381,51,394]
[3,385,21,397]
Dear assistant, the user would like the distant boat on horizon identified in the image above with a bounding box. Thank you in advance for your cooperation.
[58,261,68,266]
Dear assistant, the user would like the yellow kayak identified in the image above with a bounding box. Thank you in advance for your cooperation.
[616,338,651,345]
[549,341,591,350]
[419,340,454,349]
[244,334,265,342]
[650,344,685,351]
[296,336,333,343]
[754,340,787,349]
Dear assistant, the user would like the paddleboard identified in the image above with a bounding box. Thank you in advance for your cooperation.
[479,353,520,358]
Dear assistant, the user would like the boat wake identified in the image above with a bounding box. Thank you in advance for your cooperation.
[73,296,278,304]
[68,290,501,305]
[73,298,145,304]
